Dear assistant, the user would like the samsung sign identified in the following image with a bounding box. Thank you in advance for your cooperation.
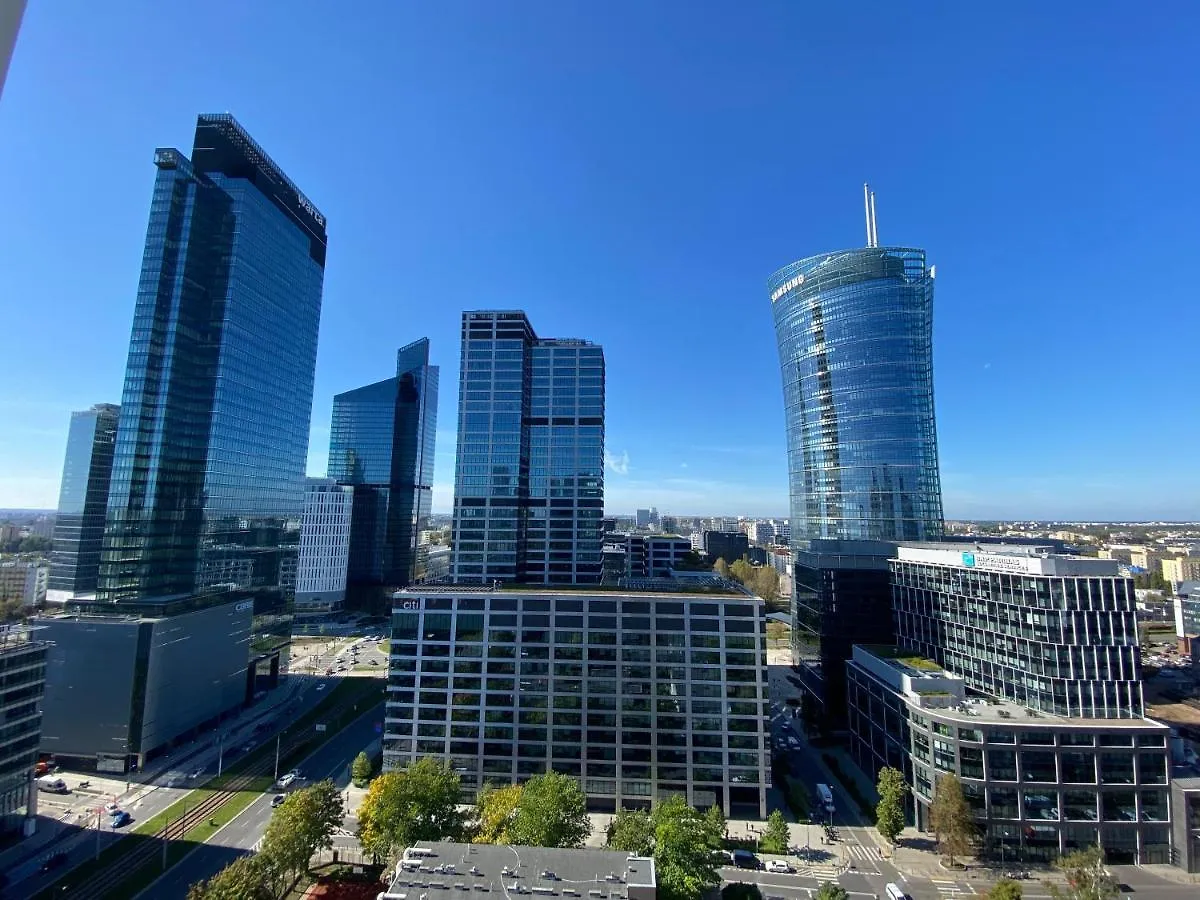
[770,273,806,302]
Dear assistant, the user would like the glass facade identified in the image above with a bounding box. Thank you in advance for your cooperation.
[327,338,439,591]
[451,312,604,585]
[770,248,943,544]
[48,403,120,596]
[98,114,326,602]
[0,633,47,838]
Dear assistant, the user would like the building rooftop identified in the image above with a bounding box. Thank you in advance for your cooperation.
[399,580,748,598]
[385,842,655,899]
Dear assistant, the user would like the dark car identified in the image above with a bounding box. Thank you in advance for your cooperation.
[109,810,132,828]
[732,850,760,870]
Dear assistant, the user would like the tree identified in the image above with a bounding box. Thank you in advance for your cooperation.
[928,773,974,865]
[357,757,463,860]
[1048,845,1118,900]
[874,766,908,845]
[607,807,655,856]
[475,782,524,844]
[507,771,591,848]
[815,883,848,900]
[721,884,763,900]
[351,751,373,787]
[714,559,731,579]
[259,779,344,892]
[701,803,726,850]
[759,809,790,854]
[651,795,720,900]
[987,880,1023,900]
[187,855,274,900]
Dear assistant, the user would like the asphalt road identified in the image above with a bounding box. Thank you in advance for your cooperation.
[9,675,337,897]
[139,702,385,900]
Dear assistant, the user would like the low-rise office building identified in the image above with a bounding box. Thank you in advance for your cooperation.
[600,533,693,584]
[385,586,768,817]
[1170,778,1200,873]
[0,625,47,838]
[384,842,656,900]
[295,478,354,619]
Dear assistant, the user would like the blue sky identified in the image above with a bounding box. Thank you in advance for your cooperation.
[1,1,1197,519]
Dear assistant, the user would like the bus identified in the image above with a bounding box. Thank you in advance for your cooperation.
[816,783,834,813]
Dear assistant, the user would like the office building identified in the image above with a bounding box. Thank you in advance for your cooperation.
[847,544,1169,864]
[0,559,47,608]
[1170,778,1200,873]
[1163,556,1200,590]
[0,624,47,838]
[36,591,256,770]
[746,521,775,547]
[0,0,24,100]
[383,843,656,900]
[703,530,748,565]
[450,312,604,585]
[635,508,658,530]
[1176,581,1200,640]
[98,114,326,603]
[47,403,120,600]
[294,479,354,619]
[385,586,768,816]
[328,339,439,604]
[769,189,944,725]
[601,533,693,584]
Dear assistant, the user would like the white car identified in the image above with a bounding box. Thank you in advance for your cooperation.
[765,860,792,874]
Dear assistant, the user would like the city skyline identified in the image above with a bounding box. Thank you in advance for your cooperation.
[2,4,1198,521]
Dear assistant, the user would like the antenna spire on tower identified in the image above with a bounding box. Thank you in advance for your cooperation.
[869,190,878,247]
[863,183,879,248]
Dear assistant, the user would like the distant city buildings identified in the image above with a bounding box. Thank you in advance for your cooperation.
[746,520,775,547]
[47,403,120,601]
[450,311,604,585]
[1163,555,1200,590]
[601,533,692,583]
[327,338,439,607]
[0,559,47,608]
[635,508,659,529]
[704,530,748,566]
[98,114,326,604]
[385,585,768,816]
[294,479,355,619]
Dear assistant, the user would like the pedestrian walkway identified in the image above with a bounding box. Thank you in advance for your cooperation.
[929,877,976,895]
[844,844,882,862]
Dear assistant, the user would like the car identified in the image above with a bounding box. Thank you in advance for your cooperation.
[103,801,121,814]
[369,659,379,665]
[39,852,69,873]
[732,850,760,870]
[109,810,132,828]
[765,860,792,873]
[271,793,286,807]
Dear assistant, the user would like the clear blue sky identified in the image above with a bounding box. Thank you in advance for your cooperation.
[2,1,1197,519]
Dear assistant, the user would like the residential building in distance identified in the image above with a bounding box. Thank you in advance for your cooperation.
[1175,581,1200,640]
[382,843,657,900]
[635,508,659,529]
[385,585,769,816]
[1163,556,1200,590]
[769,188,944,726]
[450,311,604,585]
[0,624,46,838]
[98,114,326,604]
[294,479,354,619]
[848,544,1169,864]
[1099,547,1134,565]
[36,591,256,771]
[47,403,120,602]
[0,559,48,608]
[600,533,693,584]
[703,530,748,565]
[689,532,704,552]
[746,520,775,547]
[327,339,439,607]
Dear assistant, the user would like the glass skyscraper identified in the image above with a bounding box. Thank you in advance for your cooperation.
[770,247,943,543]
[98,114,326,602]
[328,338,439,596]
[48,403,120,598]
[450,311,604,585]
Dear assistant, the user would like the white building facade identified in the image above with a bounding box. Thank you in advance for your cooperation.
[294,478,354,619]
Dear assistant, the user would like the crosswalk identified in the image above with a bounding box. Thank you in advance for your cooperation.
[843,844,883,862]
[929,878,976,896]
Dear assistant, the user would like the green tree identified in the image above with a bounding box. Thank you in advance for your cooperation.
[475,782,524,844]
[874,766,908,845]
[607,807,655,856]
[351,751,373,787]
[357,757,463,860]
[759,809,790,854]
[259,779,344,891]
[186,855,274,900]
[987,880,1023,900]
[714,558,731,579]
[815,883,848,900]
[730,558,753,586]
[721,884,763,900]
[652,795,720,900]
[701,803,726,850]
[507,771,591,848]
[929,773,974,865]
[1048,845,1118,900]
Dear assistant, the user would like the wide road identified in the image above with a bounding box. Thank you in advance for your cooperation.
[139,702,384,900]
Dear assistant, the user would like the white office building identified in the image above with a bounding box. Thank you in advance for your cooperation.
[294,478,354,619]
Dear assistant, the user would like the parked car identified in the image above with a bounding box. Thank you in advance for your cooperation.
[765,860,792,873]
[732,850,760,870]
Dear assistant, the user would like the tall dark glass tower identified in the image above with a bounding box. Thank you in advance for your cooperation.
[48,403,120,598]
[98,114,327,602]
[328,339,438,597]
[769,188,943,726]
[450,311,604,585]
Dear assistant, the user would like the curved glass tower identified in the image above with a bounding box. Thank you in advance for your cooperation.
[770,247,943,543]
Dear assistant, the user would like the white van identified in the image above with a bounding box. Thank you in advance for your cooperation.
[885,884,908,900]
[36,776,68,793]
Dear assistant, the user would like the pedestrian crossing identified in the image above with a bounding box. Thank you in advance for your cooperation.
[844,844,883,862]
[929,879,975,896]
